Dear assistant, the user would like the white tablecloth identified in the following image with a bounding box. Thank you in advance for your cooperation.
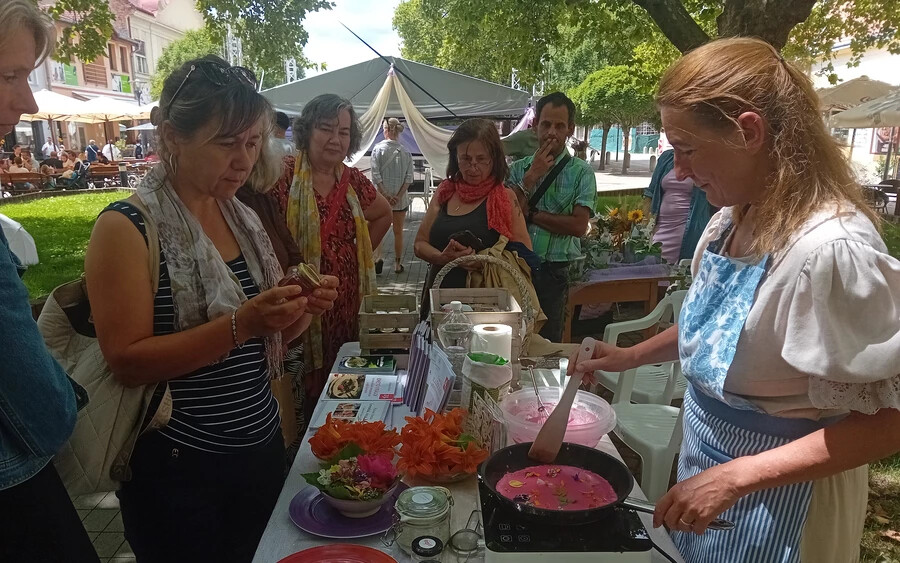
[253,343,684,563]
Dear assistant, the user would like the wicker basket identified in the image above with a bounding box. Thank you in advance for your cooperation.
[430,254,537,364]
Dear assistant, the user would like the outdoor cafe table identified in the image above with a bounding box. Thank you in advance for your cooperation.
[252,342,684,563]
[564,261,677,343]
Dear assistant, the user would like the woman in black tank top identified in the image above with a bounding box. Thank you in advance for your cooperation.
[415,119,532,316]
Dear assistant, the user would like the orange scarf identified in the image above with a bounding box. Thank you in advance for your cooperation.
[435,178,513,240]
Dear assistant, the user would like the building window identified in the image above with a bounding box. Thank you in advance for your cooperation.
[83,61,108,88]
[108,44,117,71]
[135,55,149,75]
[120,46,129,74]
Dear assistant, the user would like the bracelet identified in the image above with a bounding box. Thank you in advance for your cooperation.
[231,310,243,349]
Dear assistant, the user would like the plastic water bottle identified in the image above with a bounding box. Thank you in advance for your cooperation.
[437,301,473,382]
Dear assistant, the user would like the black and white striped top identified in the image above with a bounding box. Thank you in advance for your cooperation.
[103,202,280,453]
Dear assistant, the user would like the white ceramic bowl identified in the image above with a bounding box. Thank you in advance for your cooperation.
[321,484,398,519]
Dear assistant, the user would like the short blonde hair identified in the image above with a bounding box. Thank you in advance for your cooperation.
[245,136,283,193]
[0,0,56,65]
[657,37,878,255]
[384,117,404,136]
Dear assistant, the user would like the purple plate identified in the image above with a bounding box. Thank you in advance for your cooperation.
[288,483,410,539]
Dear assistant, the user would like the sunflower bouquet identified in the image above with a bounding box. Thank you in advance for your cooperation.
[583,204,662,271]
[397,409,489,480]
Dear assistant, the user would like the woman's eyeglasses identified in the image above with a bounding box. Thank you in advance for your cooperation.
[458,155,492,169]
[166,62,257,110]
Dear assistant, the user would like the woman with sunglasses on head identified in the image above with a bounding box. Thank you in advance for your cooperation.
[0,2,99,561]
[280,94,392,423]
[85,55,338,562]
[575,38,900,562]
[414,119,532,314]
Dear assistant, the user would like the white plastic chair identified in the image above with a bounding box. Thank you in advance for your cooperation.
[594,290,688,405]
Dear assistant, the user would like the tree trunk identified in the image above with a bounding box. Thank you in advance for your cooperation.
[621,124,631,175]
[717,0,817,50]
[630,0,710,53]
[599,124,610,171]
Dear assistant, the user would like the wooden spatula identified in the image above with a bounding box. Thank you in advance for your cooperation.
[528,337,597,463]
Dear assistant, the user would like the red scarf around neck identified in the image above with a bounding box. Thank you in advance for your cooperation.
[435,177,513,240]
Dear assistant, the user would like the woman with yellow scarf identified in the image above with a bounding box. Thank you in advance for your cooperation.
[282,94,392,420]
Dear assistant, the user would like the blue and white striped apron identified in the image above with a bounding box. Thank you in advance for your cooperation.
[674,221,841,563]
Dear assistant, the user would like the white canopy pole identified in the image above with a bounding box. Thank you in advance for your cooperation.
[390,72,453,179]
[345,72,394,167]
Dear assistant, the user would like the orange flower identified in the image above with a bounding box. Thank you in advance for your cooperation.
[397,408,490,478]
[308,415,400,462]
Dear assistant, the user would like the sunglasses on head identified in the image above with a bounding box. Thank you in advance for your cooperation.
[166,61,257,110]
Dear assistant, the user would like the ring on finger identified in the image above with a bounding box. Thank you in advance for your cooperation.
[678,517,694,529]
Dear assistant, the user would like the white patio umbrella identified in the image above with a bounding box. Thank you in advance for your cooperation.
[0,214,38,266]
[19,89,97,122]
[125,123,156,131]
[831,89,900,128]
[817,76,897,112]
[71,96,149,148]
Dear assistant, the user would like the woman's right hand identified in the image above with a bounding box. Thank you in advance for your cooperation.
[234,285,309,342]
[439,239,474,265]
[567,340,636,383]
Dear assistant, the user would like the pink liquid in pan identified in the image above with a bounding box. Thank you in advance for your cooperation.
[496,465,618,511]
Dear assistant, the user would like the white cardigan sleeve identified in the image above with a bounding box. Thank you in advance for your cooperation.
[781,238,900,414]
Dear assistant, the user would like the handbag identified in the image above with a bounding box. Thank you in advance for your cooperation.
[38,197,171,495]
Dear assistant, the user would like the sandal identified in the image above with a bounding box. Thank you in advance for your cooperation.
[394,264,405,274]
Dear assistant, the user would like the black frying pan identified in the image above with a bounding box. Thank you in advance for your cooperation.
[478,442,734,530]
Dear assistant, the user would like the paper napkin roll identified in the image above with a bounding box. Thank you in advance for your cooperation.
[471,323,513,361]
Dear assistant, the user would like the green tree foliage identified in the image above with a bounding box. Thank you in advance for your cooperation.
[396,0,900,88]
[196,0,331,89]
[571,66,655,173]
[42,0,115,63]
[150,29,221,100]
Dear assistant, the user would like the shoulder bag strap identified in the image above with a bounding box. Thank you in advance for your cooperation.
[528,152,571,209]
[125,196,161,295]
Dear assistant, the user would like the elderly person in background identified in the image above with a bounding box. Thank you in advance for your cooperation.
[371,117,414,274]
[280,93,392,421]
[235,136,334,465]
[0,1,99,561]
[85,55,338,562]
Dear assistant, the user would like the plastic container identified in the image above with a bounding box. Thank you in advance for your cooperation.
[437,301,473,382]
[500,387,616,448]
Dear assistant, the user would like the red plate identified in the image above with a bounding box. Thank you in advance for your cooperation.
[277,545,397,563]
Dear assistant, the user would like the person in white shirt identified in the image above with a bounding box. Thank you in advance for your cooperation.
[273,111,294,157]
[41,139,56,158]
[101,139,120,161]
[370,118,413,274]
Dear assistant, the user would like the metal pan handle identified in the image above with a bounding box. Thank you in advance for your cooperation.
[621,497,735,531]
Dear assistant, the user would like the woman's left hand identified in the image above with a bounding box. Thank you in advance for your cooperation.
[654,459,748,534]
[306,275,339,316]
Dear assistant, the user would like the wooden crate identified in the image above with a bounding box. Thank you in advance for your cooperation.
[359,294,418,353]
[429,288,523,363]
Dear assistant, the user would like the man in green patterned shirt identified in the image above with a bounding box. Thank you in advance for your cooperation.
[508,92,596,342]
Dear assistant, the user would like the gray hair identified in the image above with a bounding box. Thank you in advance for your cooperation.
[292,94,361,158]
[0,0,56,65]
[151,55,273,175]
[245,136,283,193]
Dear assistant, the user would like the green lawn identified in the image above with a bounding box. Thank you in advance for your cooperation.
[1,191,131,299]
[2,191,900,559]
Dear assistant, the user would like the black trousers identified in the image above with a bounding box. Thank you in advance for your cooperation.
[0,462,100,563]
[117,431,285,563]
[533,261,570,343]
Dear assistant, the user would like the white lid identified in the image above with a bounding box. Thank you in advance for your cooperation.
[449,300,462,311]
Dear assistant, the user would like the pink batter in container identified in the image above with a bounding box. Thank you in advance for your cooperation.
[500,388,617,448]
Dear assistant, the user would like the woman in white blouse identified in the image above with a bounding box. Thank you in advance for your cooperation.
[576,38,900,562]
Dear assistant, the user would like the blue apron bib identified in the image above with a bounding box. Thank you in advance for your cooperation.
[674,221,837,563]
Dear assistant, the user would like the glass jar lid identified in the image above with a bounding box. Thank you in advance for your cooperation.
[395,486,450,519]
[412,535,444,557]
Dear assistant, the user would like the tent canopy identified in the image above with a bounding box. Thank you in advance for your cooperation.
[263,56,531,120]
[832,89,900,127]
[20,90,94,122]
[817,76,897,111]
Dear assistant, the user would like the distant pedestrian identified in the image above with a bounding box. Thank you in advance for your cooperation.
[273,111,294,157]
[86,139,99,162]
[101,139,120,161]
